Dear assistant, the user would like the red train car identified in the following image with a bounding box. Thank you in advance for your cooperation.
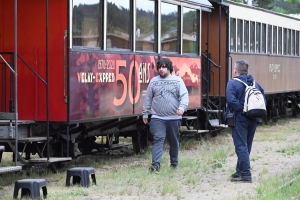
[1,0,224,173]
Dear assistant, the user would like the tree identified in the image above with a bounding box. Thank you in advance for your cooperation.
[229,0,300,14]
[254,0,274,10]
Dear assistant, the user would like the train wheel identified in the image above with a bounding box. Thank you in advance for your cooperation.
[292,103,300,118]
[132,128,149,154]
[78,137,96,154]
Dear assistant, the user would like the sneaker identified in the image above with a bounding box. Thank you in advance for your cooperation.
[231,172,240,178]
[170,164,178,170]
[149,165,159,174]
[231,176,252,183]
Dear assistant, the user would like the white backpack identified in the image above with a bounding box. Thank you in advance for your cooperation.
[233,78,267,118]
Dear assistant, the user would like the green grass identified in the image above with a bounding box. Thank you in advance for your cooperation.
[277,144,300,155]
[256,168,300,200]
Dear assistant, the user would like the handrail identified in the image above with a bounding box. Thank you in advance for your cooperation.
[0,54,16,74]
[201,53,220,68]
[17,55,47,85]
[0,52,46,85]
[201,52,222,126]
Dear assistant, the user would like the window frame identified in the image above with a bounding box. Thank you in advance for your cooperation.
[230,18,237,52]
[70,0,203,55]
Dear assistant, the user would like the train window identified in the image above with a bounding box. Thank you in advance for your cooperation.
[237,19,243,52]
[267,25,272,54]
[291,30,295,56]
[283,28,287,55]
[230,18,236,52]
[278,27,282,55]
[261,24,266,53]
[244,21,249,53]
[287,29,291,55]
[161,2,179,53]
[273,26,277,54]
[256,22,261,53]
[72,0,102,48]
[183,7,198,54]
[107,0,130,50]
[250,21,255,53]
[296,31,299,56]
[136,0,155,52]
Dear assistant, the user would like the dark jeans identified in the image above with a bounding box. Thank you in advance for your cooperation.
[232,119,257,178]
[149,118,181,168]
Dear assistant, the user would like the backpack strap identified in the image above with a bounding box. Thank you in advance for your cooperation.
[232,78,255,87]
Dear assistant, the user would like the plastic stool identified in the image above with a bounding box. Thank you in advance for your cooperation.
[66,167,96,187]
[13,179,47,199]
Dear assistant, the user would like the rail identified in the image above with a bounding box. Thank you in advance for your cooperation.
[201,52,222,128]
[0,51,51,164]
[201,53,220,68]
[17,55,47,85]
[0,52,19,167]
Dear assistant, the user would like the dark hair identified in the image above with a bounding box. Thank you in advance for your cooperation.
[156,58,173,73]
[235,60,249,75]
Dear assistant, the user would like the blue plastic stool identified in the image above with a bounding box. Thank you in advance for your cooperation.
[13,179,47,199]
[66,167,96,187]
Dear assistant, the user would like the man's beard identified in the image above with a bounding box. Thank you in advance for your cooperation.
[159,71,169,78]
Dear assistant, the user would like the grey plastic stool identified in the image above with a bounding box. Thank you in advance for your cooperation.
[13,179,47,199]
[66,167,96,187]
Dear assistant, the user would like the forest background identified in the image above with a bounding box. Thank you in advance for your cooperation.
[232,0,300,15]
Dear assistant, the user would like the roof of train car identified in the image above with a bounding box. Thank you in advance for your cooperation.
[223,0,300,21]
[185,0,213,7]
[222,0,300,29]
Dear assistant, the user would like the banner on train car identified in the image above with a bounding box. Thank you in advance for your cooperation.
[69,52,201,120]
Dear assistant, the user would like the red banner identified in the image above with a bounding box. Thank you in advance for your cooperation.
[69,52,201,121]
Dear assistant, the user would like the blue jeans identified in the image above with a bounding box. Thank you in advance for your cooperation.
[149,118,181,168]
[232,119,257,178]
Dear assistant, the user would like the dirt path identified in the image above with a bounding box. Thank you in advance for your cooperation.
[190,134,300,200]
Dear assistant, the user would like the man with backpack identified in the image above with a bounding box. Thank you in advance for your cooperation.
[225,60,266,183]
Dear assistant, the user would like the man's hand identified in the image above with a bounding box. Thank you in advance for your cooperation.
[177,109,184,116]
[143,118,148,124]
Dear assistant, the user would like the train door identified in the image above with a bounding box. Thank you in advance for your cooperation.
[201,1,229,125]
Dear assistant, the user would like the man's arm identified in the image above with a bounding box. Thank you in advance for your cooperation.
[177,79,189,115]
[142,82,153,124]
[226,81,243,112]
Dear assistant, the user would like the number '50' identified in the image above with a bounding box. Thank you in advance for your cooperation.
[113,60,140,106]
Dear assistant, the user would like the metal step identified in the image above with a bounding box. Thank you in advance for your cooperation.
[181,129,209,135]
[0,112,15,120]
[209,119,228,128]
[0,145,4,152]
[182,116,197,120]
[0,166,22,174]
[28,157,72,164]
[2,137,52,143]
[0,120,35,125]
[203,108,223,114]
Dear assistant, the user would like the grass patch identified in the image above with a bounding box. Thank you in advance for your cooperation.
[255,118,300,142]
[277,144,300,155]
[256,168,300,200]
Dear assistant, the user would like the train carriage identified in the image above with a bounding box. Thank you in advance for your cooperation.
[0,0,221,173]
[2,0,299,174]
[225,1,300,119]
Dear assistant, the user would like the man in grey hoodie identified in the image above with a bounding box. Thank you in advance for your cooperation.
[225,60,266,183]
[142,57,189,173]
